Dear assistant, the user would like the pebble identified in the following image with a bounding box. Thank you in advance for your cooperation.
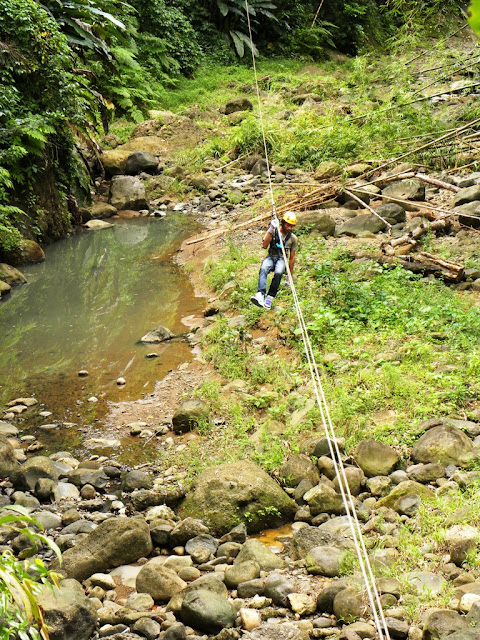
[116,377,126,385]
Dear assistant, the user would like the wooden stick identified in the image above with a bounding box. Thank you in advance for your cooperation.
[343,189,392,230]
[414,173,460,192]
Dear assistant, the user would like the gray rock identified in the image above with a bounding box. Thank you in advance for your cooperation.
[141,325,174,343]
[337,214,386,236]
[180,588,237,633]
[333,587,363,623]
[382,179,425,202]
[245,623,307,640]
[305,546,345,577]
[35,477,57,501]
[355,439,400,477]
[377,480,433,513]
[84,219,113,230]
[303,483,345,515]
[333,467,364,496]
[110,175,148,211]
[185,534,218,556]
[126,151,159,176]
[384,617,409,639]
[422,609,470,639]
[0,421,19,437]
[238,578,265,598]
[136,561,187,602]
[224,560,260,588]
[172,399,209,434]
[412,424,473,466]
[375,203,406,223]
[82,203,117,220]
[289,525,354,560]
[264,573,295,606]
[132,617,161,640]
[277,454,320,487]
[123,470,153,492]
[150,523,173,546]
[163,622,187,640]
[234,539,284,571]
[53,482,80,501]
[314,161,342,180]
[0,435,19,476]
[296,212,336,237]
[170,517,209,547]
[453,184,480,206]
[407,463,445,483]
[408,571,446,595]
[219,523,248,544]
[38,578,97,640]
[60,516,152,581]
[178,460,296,534]
[12,456,59,491]
[33,511,62,530]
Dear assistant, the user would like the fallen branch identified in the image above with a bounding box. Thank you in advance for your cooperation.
[382,219,450,255]
[365,252,464,282]
[344,189,392,231]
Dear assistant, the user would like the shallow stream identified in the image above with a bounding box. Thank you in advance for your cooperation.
[0,214,205,454]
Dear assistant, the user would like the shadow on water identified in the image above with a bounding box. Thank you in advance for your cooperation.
[0,214,205,456]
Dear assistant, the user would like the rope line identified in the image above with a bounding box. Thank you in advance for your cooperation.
[244,2,392,638]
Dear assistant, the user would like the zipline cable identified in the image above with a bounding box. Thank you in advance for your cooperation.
[244,3,392,638]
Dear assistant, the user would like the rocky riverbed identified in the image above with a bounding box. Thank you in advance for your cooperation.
[3,105,480,640]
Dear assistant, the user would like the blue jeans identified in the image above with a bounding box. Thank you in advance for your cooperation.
[257,255,286,298]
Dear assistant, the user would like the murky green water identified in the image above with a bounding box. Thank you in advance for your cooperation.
[0,215,205,453]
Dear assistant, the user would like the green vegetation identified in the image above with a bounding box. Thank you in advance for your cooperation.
[0,505,62,640]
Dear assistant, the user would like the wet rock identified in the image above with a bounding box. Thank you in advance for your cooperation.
[172,399,209,434]
[305,545,345,577]
[136,560,187,602]
[0,263,27,285]
[178,460,296,534]
[5,239,45,265]
[277,454,320,487]
[412,424,473,466]
[234,538,284,571]
[141,326,174,343]
[355,439,400,477]
[223,98,253,115]
[181,588,237,634]
[126,151,159,176]
[38,578,97,640]
[60,515,153,581]
[110,175,148,211]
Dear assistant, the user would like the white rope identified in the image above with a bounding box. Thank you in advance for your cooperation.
[244,3,392,638]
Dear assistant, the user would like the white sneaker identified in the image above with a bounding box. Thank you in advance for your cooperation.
[250,292,265,308]
[264,295,274,309]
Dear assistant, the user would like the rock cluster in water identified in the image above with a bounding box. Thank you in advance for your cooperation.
[1,413,480,640]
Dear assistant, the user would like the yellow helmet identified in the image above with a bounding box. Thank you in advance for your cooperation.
[282,211,297,225]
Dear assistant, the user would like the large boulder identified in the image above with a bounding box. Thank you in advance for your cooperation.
[37,578,97,640]
[5,239,45,266]
[109,175,148,211]
[412,424,473,466]
[422,609,471,639]
[336,214,386,237]
[81,202,117,220]
[172,399,209,434]
[60,516,152,580]
[314,161,342,181]
[355,439,399,477]
[126,151,159,176]
[0,436,19,476]
[0,263,27,285]
[178,461,296,534]
[181,589,237,634]
[296,212,336,237]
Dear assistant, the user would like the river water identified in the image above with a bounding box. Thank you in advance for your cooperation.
[0,215,205,454]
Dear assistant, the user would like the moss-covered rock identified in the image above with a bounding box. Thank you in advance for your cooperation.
[178,461,296,535]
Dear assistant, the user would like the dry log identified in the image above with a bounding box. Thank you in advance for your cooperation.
[382,219,449,255]
[374,252,464,282]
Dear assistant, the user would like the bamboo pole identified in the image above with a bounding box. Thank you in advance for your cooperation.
[343,189,392,230]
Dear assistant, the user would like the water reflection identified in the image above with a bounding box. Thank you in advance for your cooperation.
[0,216,204,427]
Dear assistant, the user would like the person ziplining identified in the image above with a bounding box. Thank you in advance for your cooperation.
[250,211,298,309]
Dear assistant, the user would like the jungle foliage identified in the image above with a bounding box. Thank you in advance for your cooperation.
[0,0,467,253]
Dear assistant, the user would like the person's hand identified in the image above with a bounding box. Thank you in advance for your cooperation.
[271,217,280,229]
[284,276,292,288]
